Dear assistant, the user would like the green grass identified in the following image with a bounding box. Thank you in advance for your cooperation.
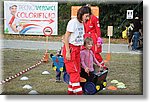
[99,53,143,95]
[1,49,143,95]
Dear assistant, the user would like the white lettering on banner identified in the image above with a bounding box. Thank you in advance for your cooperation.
[18,5,36,11]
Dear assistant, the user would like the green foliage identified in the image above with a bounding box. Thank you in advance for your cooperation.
[58,2,84,35]
[57,2,143,38]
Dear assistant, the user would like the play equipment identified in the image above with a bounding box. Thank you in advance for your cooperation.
[107,86,117,90]
[50,53,108,95]
[63,69,108,95]
[28,90,39,95]
[80,69,108,95]
[42,71,50,75]
[50,54,65,72]
[23,84,32,89]
[110,80,126,89]
[20,76,29,81]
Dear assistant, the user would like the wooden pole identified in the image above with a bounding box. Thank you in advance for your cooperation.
[46,36,48,53]
[108,35,110,53]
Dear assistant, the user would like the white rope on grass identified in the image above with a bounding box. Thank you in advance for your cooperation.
[0,52,47,85]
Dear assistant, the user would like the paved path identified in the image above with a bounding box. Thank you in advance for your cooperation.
[2,39,142,54]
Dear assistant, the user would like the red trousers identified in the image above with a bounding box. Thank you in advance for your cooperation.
[63,44,83,95]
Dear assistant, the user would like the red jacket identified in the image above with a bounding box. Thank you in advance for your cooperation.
[84,15,101,39]
[83,15,102,54]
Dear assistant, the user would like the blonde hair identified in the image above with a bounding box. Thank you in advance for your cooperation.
[84,37,93,46]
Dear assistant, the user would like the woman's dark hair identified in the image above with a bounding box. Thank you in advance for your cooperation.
[77,6,92,23]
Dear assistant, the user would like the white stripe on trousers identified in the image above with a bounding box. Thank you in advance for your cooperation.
[69,81,80,86]
[68,82,82,93]
[68,87,82,93]
[73,87,82,93]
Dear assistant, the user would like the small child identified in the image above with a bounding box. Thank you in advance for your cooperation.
[80,37,104,81]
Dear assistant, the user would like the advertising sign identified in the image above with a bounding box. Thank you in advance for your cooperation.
[4,1,58,35]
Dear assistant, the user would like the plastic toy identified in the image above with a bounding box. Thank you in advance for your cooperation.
[81,70,108,95]
[107,86,117,90]
[50,53,108,95]
[50,54,65,72]
[63,69,108,95]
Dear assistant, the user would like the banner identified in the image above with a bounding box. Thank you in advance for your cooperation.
[4,1,58,35]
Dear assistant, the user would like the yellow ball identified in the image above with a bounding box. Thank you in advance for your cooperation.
[96,85,100,90]
[60,67,63,72]
[53,66,57,71]
[103,82,107,87]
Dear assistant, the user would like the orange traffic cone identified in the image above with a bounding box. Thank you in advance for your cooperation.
[104,52,111,67]
[43,53,49,63]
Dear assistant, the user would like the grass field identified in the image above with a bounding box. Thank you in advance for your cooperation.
[1,49,143,95]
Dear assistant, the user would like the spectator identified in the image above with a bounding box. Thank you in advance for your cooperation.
[132,16,142,51]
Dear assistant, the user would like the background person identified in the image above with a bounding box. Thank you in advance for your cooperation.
[132,16,142,51]
[83,5,106,69]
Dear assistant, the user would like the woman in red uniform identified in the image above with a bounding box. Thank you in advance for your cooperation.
[84,5,106,69]
[63,6,91,95]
